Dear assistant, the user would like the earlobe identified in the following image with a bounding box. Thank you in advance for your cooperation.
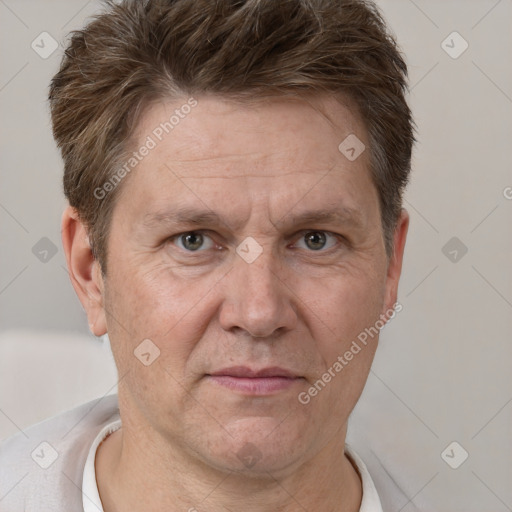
[61,206,107,336]
[382,208,409,316]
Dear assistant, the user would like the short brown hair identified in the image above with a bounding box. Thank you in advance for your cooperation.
[49,0,414,274]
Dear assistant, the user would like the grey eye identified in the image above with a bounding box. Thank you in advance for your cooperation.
[175,232,213,252]
[295,231,338,251]
[305,232,326,250]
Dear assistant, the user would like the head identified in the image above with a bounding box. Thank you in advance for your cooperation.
[55,0,413,477]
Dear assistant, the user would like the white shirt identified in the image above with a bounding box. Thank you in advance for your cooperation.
[82,419,383,512]
[1,394,417,511]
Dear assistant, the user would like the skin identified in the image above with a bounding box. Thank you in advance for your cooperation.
[62,93,409,512]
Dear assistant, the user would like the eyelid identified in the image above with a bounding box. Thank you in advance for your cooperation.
[291,230,344,251]
[167,229,346,252]
[169,230,217,252]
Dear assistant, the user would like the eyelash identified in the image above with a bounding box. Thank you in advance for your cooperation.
[168,230,346,254]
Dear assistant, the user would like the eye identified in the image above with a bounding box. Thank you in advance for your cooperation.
[294,231,340,252]
[172,231,215,252]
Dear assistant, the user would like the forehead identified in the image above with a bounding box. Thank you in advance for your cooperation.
[115,93,377,228]
[133,93,366,169]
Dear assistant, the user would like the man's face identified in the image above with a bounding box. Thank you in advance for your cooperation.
[94,94,405,475]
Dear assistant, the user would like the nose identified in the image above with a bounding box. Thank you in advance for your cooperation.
[218,244,298,339]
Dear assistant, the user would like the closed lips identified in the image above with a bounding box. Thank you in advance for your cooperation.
[208,366,299,378]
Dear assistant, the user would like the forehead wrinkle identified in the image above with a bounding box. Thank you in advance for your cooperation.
[168,150,268,164]
[164,147,301,178]
[171,169,331,180]
[165,157,340,181]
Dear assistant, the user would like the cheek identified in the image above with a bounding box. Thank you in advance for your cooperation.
[312,270,385,405]
[109,258,197,330]
[301,275,384,422]
[104,259,222,373]
[301,267,386,346]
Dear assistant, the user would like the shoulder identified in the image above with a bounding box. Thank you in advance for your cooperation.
[0,394,119,512]
[347,379,435,512]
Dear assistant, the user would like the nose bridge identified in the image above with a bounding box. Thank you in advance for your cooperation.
[238,243,279,299]
[221,239,295,337]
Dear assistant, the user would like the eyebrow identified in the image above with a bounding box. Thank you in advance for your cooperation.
[142,205,365,232]
[277,207,365,230]
[143,207,225,229]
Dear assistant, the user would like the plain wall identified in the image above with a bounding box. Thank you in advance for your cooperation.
[1,0,511,509]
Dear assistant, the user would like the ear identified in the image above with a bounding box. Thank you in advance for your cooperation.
[61,206,107,336]
[382,208,409,315]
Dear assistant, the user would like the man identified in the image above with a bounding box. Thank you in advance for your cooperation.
[0,0,414,510]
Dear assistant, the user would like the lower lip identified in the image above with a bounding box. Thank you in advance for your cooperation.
[207,375,301,394]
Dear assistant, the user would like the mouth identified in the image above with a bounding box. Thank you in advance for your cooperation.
[205,366,304,395]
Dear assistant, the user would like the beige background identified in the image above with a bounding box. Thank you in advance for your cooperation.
[1,0,511,509]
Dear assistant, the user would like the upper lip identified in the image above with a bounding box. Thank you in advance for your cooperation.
[208,366,299,378]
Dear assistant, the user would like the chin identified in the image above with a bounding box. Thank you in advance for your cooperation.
[201,416,308,476]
